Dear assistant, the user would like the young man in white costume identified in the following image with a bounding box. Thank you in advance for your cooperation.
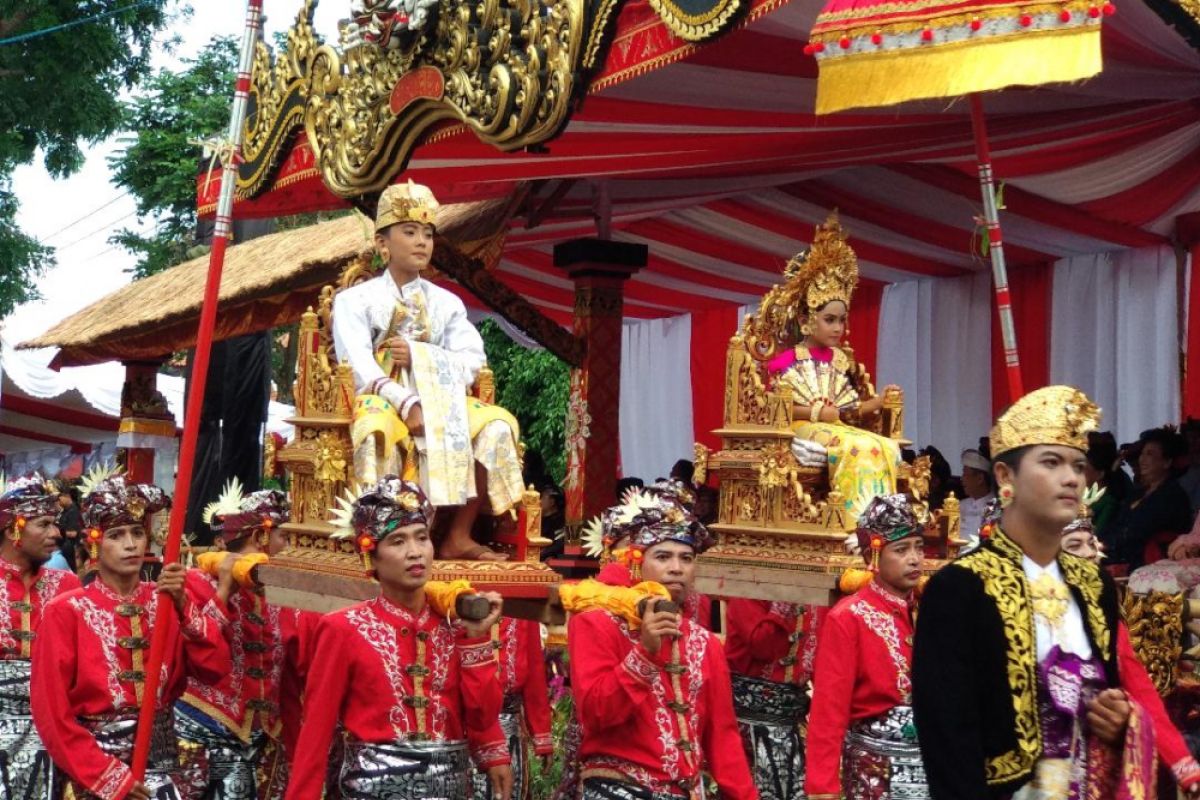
[332,181,524,560]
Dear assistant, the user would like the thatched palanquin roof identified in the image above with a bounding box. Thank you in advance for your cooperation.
[21,197,516,368]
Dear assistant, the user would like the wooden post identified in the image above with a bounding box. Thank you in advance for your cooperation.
[555,239,646,525]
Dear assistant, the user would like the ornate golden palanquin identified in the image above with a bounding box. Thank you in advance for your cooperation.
[692,291,963,605]
[260,254,559,614]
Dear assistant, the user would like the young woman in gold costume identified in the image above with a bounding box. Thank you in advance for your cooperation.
[766,216,903,516]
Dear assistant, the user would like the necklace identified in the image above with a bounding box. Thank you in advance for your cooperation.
[1030,572,1070,628]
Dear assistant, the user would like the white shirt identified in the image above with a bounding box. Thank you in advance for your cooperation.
[331,272,487,411]
[958,493,994,544]
[1022,556,1092,663]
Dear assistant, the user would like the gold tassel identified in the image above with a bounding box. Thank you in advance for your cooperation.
[839,568,874,594]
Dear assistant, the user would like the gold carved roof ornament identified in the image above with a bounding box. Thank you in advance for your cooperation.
[235,0,756,206]
[742,212,859,362]
[236,0,588,202]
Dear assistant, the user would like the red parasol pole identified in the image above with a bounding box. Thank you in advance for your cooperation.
[130,0,264,780]
[969,93,1024,404]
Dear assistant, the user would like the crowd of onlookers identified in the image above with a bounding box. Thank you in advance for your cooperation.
[527,420,1200,573]
[907,422,1200,572]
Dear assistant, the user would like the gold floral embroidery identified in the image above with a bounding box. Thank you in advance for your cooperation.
[957,529,1041,785]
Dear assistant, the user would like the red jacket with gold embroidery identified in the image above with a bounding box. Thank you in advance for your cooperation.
[285,596,509,800]
[494,617,554,755]
[725,599,825,685]
[0,560,79,660]
[30,579,231,800]
[805,580,914,799]
[178,570,298,741]
[569,607,758,799]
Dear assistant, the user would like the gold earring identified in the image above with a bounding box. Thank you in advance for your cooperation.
[378,246,390,264]
[800,322,812,336]
[999,485,1014,508]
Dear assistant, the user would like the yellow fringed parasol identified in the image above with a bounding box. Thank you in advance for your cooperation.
[807,0,1116,401]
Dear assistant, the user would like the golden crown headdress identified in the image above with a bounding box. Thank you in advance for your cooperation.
[990,385,1101,459]
[375,179,439,232]
[790,212,859,315]
[743,212,859,360]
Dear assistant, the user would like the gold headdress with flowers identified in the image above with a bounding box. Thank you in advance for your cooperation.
[744,212,859,360]
[374,179,440,232]
[990,385,1101,459]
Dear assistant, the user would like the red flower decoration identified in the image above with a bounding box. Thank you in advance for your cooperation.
[871,31,883,45]
[839,36,851,49]
[86,528,102,543]
[1059,8,1072,21]
[1019,13,1033,26]
[629,548,645,564]
[970,18,982,30]
[357,534,376,552]
[870,535,884,551]
[261,517,274,529]
[1087,5,1100,16]
[803,43,816,56]
[14,517,25,531]
[1102,2,1115,15]
[921,27,934,41]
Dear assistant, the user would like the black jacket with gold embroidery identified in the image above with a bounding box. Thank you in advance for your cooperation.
[912,528,1120,799]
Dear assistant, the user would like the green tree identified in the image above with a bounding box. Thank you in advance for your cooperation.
[478,319,570,483]
[108,35,238,278]
[0,0,171,315]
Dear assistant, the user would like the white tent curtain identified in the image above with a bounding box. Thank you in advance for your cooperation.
[1050,245,1180,445]
[619,315,695,481]
[876,272,994,460]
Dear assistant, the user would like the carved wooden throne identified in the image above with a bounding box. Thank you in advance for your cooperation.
[260,253,559,613]
[692,291,963,605]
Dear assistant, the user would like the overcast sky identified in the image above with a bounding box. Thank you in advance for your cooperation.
[3,1,345,344]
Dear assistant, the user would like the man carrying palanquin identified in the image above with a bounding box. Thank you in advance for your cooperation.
[0,476,81,800]
[331,180,524,561]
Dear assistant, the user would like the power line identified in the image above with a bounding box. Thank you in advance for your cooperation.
[0,1,158,48]
[53,210,139,251]
[40,191,130,243]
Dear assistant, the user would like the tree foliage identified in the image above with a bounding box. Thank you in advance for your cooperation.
[0,0,171,315]
[478,320,570,483]
[108,35,238,278]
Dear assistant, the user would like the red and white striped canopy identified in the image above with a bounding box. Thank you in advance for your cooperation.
[392,0,1200,324]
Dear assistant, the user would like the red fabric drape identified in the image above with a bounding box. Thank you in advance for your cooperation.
[991,262,1052,416]
[850,280,883,380]
[691,306,742,452]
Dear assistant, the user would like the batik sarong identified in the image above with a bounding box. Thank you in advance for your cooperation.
[732,673,808,800]
[0,660,49,800]
[579,777,689,800]
[338,737,470,800]
[842,705,929,800]
[470,695,525,800]
[54,711,180,800]
[174,707,271,800]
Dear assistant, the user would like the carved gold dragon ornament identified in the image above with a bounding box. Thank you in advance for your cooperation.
[238,0,586,201]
